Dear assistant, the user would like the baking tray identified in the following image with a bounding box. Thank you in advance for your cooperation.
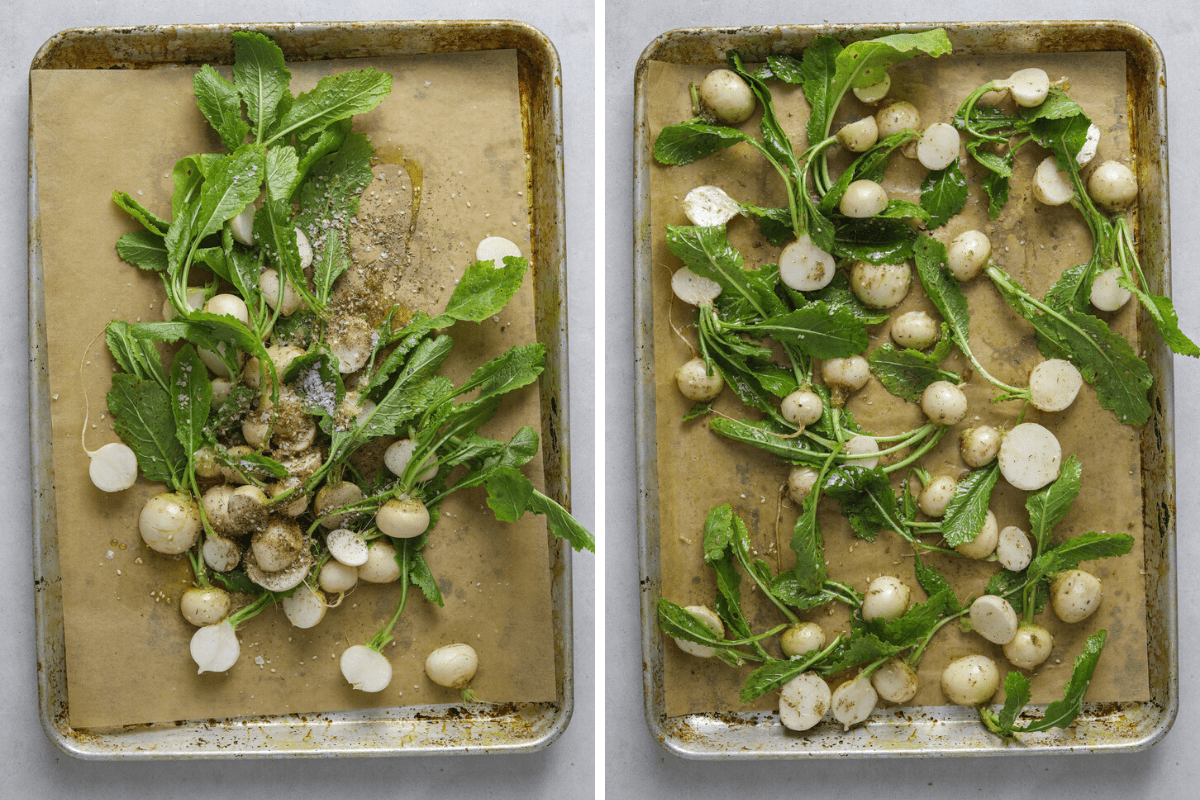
[29,19,574,759]
[634,20,1177,758]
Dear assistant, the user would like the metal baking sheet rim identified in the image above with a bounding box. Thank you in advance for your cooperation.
[633,19,1178,759]
[28,19,573,760]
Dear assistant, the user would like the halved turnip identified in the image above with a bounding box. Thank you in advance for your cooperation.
[245,549,312,593]
[202,534,241,573]
[314,481,364,529]
[683,185,740,227]
[476,236,522,269]
[1078,123,1100,167]
[282,583,327,629]
[87,441,139,492]
[778,235,836,292]
[831,675,878,730]
[340,644,392,692]
[998,422,1061,491]
[191,620,242,674]
[326,528,370,567]
[779,672,832,731]
[328,316,374,374]
[969,595,1019,645]
[996,525,1033,572]
[1029,359,1083,412]
[675,358,724,402]
[671,266,722,306]
[1033,156,1074,206]
[995,68,1050,107]
[839,179,888,218]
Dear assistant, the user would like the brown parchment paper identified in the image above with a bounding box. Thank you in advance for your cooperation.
[648,51,1150,718]
[32,49,559,729]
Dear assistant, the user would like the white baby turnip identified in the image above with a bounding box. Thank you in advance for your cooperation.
[683,185,740,227]
[358,539,401,584]
[326,528,370,566]
[779,672,832,731]
[875,101,920,141]
[1003,624,1054,670]
[780,389,823,428]
[315,481,364,529]
[675,358,724,402]
[230,201,257,246]
[383,438,438,482]
[139,492,202,555]
[918,476,956,518]
[946,229,991,281]
[282,583,327,629]
[837,117,878,153]
[831,675,878,730]
[1029,358,1083,412]
[940,655,999,705]
[268,478,309,518]
[850,260,911,309]
[787,466,820,505]
[960,425,1002,468]
[861,576,910,622]
[1090,267,1132,312]
[259,268,304,316]
[87,441,139,492]
[425,643,480,690]
[252,519,304,573]
[340,644,392,692]
[845,435,880,470]
[839,179,888,218]
[319,559,359,594]
[328,316,374,374]
[671,267,722,306]
[1050,569,1102,623]
[699,69,756,124]
[476,236,522,269]
[226,484,269,534]
[778,235,836,292]
[202,484,235,534]
[916,123,960,171]
[376,497,431,539]
[780,621,825,658]
[821,356,870,401]
[202,534,241,573]
[890,311,939,350]
[920,380,968,425]
[996,526,1033,572]
[995,68,1050,107]
[161,287,207,321]
[998,422,1061,491]
[1033,156,1074,206]
[1088,160,1137,212]
[853,74,890,104]
[1078,124,1101,167]
[968,595,1019,645]
[180,587,232,627]
[294,227,313,269]
[674,605,724,658]
[245,549,311,592]
[191,620,241,674]
[955,510,999,560]
[871,658,919,704]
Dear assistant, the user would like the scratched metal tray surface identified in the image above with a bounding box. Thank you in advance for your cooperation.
[633,20,1177,758]
[29,19,573,759]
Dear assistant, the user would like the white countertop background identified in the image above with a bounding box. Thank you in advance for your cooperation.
[3,1,594,797]
[605,1,1199,798]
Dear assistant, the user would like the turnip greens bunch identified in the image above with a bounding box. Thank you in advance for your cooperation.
[95,32,592,697]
